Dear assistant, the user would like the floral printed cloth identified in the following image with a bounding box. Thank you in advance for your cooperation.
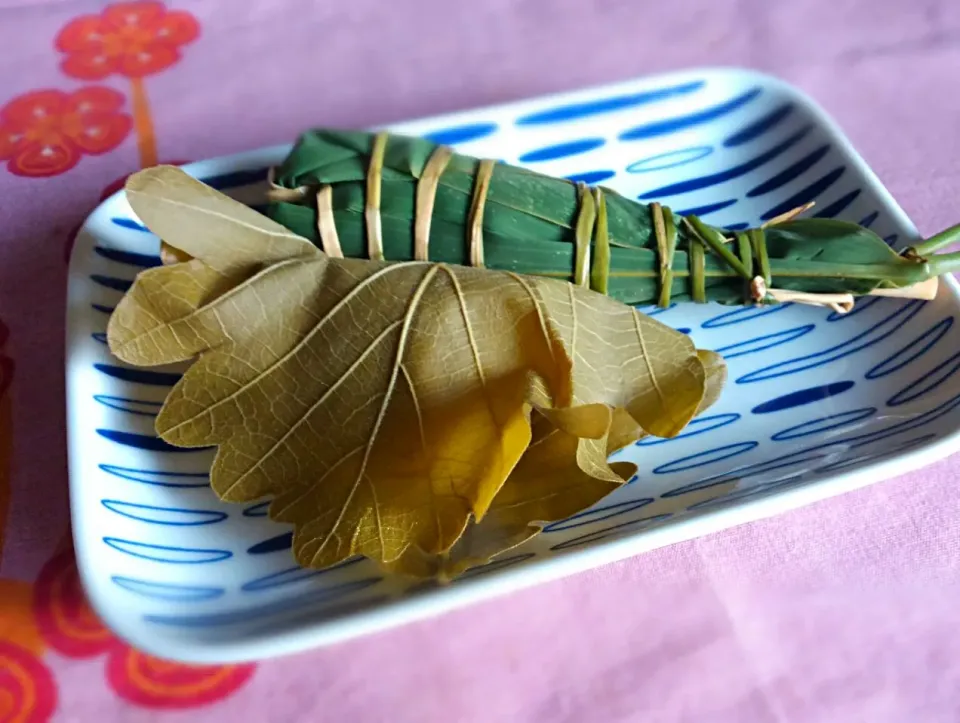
[1,1,960,721]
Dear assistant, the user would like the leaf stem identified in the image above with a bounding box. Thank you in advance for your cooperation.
[907,223,960,257]
[925,251,960,277]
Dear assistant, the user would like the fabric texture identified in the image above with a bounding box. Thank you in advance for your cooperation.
[1,1,959,721]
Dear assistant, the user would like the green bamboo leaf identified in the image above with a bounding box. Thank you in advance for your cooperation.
[266,129,954,309]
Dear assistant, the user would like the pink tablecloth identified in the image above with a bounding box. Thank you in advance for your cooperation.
[2,1,960,721]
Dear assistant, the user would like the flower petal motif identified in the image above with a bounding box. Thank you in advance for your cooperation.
[71,113,133,155]
[32,549,118,658]
[102,0,167,28]
[54,16,107,53]
[68,85,127,113]
[6,544,252,714]
[7,140,80,177]
[0,641,58,723]
[0,580,45,656]
[0,87,131,177]
[0,90,68,126]
[60,51,122,82]
[0,126,17,160]
[116,44,180,79]
[106,647,255,709]
[62,87,131,155]
[56,1,199,80]
[151,8,201,45]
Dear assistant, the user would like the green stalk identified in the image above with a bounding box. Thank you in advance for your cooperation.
[265,129,955,308]
[907,223,960,257]
[925,252,960,276]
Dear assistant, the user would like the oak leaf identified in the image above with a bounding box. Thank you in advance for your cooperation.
[391,351,726,579]
[107,166,721,576]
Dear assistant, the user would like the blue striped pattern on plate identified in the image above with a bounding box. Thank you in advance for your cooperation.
[65,68,960,662]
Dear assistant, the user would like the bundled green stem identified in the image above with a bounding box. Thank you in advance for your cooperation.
[264,129,960,310]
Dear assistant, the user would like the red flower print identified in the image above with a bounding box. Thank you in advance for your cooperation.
[106,647,255,709]
[0,87,132,178]
[18,545,254,712]
[32,549,118,658]
[0,641,57,723]
[56,1,199,80]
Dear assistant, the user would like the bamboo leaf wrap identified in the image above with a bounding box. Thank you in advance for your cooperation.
[266,129,933,308]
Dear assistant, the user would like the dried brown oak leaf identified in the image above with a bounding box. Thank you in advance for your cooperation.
[107,165,723,575]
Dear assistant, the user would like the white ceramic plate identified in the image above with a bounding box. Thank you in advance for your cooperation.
[66,67,960,663]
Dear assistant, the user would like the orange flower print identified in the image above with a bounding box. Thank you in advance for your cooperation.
[22,546,255,710]
[0,87,132,178]
[106,647,255,709]
[55,1,199,80]
[0,579,46,659]
[32,549,117,658]
[0,641,57,723]
[55,2,200,168]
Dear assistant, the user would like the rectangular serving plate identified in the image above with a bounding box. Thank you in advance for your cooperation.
[66,66,960,663]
